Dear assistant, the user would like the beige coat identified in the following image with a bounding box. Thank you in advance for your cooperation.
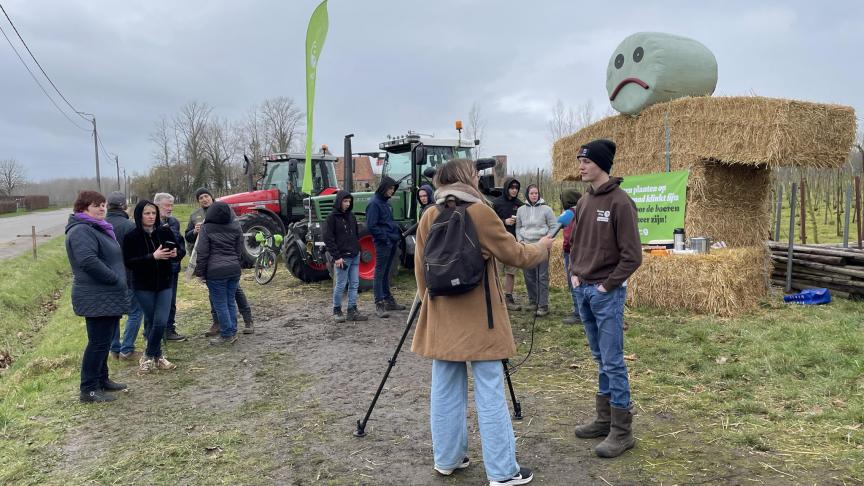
[411,202,548,361]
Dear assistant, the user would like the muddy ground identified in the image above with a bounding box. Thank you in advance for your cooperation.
[47,272,835,485]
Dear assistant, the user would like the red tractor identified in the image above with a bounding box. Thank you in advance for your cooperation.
[218,150,338,281]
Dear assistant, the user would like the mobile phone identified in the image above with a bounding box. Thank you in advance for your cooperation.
[163,240,177,250]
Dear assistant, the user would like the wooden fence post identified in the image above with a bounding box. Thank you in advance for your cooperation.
[799,179,807,244]
[773,185,783,240]
[786,182,798,293]
[856,176,862,249]
[844,183,853,248]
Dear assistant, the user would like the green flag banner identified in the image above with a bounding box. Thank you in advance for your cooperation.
[303,0,329,194]
[619,170,689,244]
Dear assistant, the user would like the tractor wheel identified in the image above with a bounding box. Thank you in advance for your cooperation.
[357,229,401,293]
[285,241,330,283]
[238,212,281,268]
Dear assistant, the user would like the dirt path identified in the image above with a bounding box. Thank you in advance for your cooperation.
[50,273,629,485]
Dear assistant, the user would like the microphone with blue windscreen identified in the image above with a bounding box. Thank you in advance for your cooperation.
[550,210,576,238]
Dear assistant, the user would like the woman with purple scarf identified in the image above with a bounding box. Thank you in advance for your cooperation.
[65,190,130,403]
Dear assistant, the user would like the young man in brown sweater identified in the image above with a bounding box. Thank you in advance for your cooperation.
[568,139,642,458]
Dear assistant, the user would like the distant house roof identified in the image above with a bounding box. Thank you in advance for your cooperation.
[335,156,375,184]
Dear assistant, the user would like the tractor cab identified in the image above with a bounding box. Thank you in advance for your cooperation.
[258,152,340,222]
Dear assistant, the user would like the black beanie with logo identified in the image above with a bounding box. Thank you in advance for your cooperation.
[577,139,616,174]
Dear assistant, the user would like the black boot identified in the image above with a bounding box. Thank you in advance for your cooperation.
[100,379,128,392]
[242,320,255,334]
[505,294,521,311]
[575,394,611,438]
[347,306,368,321]
[375,301,390,318]
[595,406,635,458]
[333,307,346,323]
[80,390,116,403]
[384,296,406,311]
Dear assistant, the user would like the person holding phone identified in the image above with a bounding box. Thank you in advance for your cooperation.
[323,190,368,322]
[124,200,182,373]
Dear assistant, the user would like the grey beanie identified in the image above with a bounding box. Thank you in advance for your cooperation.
[107,191,126,209]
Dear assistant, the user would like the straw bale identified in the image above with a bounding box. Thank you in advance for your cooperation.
[626,245,770,316]
[553,96,856,181]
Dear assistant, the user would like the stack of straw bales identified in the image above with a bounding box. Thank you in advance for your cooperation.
[550,96,856,315]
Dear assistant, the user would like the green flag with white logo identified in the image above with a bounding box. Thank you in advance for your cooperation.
[619,170,689,243]
[302,0,329,194]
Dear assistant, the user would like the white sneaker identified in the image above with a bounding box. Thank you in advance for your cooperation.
[434,457,469,475]
[137,357,155,374]
[490,467,533,486]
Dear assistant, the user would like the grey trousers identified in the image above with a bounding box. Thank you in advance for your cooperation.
[523,258,550,307]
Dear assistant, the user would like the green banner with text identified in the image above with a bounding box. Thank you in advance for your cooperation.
[620,170,689,244]
[303,0,329,194]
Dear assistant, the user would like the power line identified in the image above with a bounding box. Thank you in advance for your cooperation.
[0,2,88,121]
[0,19,89,131]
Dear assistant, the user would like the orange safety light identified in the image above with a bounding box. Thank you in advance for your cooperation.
[321,144,328,152]
[454,120,463,130]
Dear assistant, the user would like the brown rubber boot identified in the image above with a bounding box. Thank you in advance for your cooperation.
[575,394,611,438]
[204,322,220,337]
[594,406,635,458]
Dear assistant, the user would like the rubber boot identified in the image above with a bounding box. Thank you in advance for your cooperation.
[594,406,635,458]
[574,394,611,438]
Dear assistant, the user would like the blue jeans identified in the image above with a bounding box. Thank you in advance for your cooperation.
[373,242,396,303]
[208,278,239,338]
[166,271,180,334]
[110,289,144,354]
[571,283,631,409]
[135,288,172,359]
[81,316,119,392]
[431,360,520,482]
[332,253,360,309]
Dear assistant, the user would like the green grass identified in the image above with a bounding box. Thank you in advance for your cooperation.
[772,197,863,245]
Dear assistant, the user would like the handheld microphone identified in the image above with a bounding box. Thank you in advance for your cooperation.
[550,210,576,238]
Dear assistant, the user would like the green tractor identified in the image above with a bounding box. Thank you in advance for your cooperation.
[284,130,488,289]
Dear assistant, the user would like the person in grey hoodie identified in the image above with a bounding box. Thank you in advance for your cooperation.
[515,184,556,316]
[65,190,130,403]
[194,201,244,345]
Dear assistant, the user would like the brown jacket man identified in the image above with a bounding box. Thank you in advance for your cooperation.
[411,194,547,362]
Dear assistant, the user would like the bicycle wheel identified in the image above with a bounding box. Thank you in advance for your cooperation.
[254,249,278,285]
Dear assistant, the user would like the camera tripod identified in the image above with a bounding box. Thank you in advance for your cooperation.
[353,294,523,438]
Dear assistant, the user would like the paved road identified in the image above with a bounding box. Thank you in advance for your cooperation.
[0,208,72,260]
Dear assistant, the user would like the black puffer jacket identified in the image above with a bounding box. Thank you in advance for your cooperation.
[323,190,360,261]
[123,201,180,292]
[194,201,243,280]
[492,177,523,238]
[65,215,130,317]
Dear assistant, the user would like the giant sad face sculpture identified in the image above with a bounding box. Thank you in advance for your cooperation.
[607,32,718,115]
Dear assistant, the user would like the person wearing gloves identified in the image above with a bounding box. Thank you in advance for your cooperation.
[412,158,553,486]
[365,176,405,318]
[515,184,556,316]
[492,178,524,311]
[194,201,244,345]
[568,139,642,458]
[65,190,130,403]
[123,200,181,374]
[323,190,369,323]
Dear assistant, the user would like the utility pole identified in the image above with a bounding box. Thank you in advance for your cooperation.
[123,168,128,200]
[78,112,101,191]
[114,154,121,191]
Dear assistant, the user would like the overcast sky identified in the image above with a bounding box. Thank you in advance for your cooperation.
[1,0,862,183]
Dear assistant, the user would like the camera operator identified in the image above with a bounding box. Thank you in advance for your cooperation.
[411,158,553,486]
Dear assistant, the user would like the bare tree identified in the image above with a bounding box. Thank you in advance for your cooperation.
[174,101,213,190]
[548,99,595,144]
[150,115,174,168]
[203,117,239,191]
[467,101,486,158]
[237,106,266,187]
[0,158,26,196]
[260,96,304,153]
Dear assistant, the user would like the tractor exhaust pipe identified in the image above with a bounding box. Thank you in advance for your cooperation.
[344,134,354,191]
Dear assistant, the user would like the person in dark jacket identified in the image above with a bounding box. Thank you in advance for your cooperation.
[65,190,130,403]
[569,139,642,458]
[417,184,434,215]
[194,201,244,345]
[186,188,255,336]
[105,191,145,360]
[491,177,523,310]
[155,192,188,342]
[323,190,368,323]
[560,189,582,325]
[364,176,405,317]
[124,200,181,373]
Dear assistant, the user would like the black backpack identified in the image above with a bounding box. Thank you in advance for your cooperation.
[423,196,494,328]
